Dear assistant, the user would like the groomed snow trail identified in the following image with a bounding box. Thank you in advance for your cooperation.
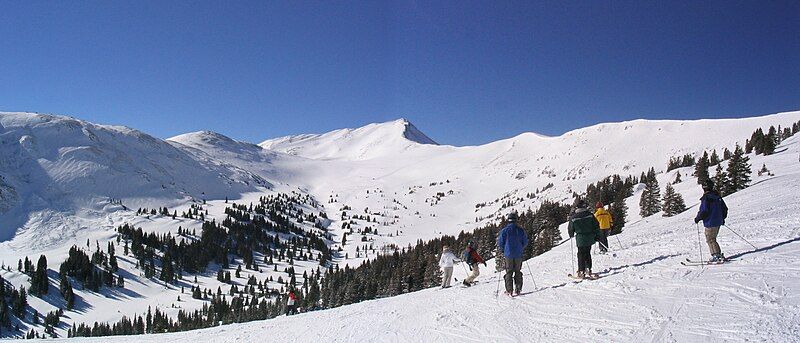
[66,146,800,342]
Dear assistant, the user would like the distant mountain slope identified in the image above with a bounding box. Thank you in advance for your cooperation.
[259,118,438,160]
[0,112,269,243]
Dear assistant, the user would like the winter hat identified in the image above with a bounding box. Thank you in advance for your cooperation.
[507,212,518,222]
[575,199,588,209]
[595,201,603,209]
[702,179,715,192]
[442,245,450,252]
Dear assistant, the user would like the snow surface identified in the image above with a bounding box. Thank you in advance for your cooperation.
[64,133,800,342]
[1,109,800,340]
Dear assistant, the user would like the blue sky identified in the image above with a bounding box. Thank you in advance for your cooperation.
[1,1,798,146]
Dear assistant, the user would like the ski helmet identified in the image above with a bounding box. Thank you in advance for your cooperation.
[507,212,518,222]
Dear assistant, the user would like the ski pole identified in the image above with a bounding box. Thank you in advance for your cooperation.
[524,259,537,290]
[723,225,758,249]
[695,223,705,268]
[614,233,624,250]
[597,241,616,257]
[495,265,503,297]
[569,236,576,274]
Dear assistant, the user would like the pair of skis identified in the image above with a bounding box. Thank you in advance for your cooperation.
[680,257,730,266]
[567,273,601,280]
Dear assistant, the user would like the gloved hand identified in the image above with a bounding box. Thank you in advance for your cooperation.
[694,218,700,224]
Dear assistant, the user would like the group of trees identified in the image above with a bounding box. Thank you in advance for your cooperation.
[746,122,800,156]
[0,274,26,334]
[65,193,332,337]
[666,154,696,172]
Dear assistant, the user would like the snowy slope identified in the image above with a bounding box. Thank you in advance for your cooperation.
[248,111,800,267]
[259,118,438,160]
[0,112,271,247]
[1,109,800,340]
[67,133,800,342]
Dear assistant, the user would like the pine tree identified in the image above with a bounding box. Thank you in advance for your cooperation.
[29,255,48,296]
[726,144,752,193]
[64,282,75,310]
[710,150,720,165]
[662,184,686,217]
[713,164,731,196]
[639,168,661,217]
[673,171,682,184]
[694,152,710,185]
[609,192,628,235]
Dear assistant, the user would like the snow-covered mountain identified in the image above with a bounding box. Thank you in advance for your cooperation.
[73,132,800,342]
[1,109,799,340]
[259,118,438,160]
[0,112,273,246]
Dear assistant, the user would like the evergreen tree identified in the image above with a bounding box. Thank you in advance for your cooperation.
[662,184,686,217]
[710,150,720,165]
[64,283,75,310]
[726,144,752,193]
[639,168,661,217]
[13,288,27,318]
[694,152,710,185]
[609,192,628,235]
[29,255,48,296]
[673,171,682,184]
[713,164,731,196]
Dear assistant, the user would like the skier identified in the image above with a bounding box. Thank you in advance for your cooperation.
[694,180,729,262]
[438,245,459,288]
[497,212,528,296]
[286,289,298,315]
[461,240,487,287]
[594,202,614,253]
[568,200,601,279]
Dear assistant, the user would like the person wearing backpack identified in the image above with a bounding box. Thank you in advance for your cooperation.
[694,180,729,262]
[568,199,601,279]
[461,240,486,286]
[438,245,459,288]
[497,212,528,295]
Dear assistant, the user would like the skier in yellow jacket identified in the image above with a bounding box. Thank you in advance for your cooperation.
[594,202,613,253]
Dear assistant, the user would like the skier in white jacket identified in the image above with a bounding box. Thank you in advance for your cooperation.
[439,245,460,288]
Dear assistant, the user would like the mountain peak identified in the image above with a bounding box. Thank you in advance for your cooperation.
[391,118,438,145]
[259,118,439,160]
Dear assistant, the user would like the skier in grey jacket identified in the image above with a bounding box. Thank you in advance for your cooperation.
[439,246,459,288]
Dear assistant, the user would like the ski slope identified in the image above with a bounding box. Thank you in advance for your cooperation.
[67,134,800,342]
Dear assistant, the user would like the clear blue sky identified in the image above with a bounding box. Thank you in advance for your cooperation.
[1,1,798,146]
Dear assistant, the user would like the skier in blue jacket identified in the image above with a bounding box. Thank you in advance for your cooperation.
[497,212,528,295]
[694,180,729,262]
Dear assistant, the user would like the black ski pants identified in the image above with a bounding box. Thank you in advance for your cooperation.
[577,246,592,272]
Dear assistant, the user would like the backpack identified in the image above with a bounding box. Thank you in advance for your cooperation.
[721,198,728,219]
[462,248,473,265]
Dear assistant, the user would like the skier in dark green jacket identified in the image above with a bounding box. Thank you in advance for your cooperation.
[568,200,601,279]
